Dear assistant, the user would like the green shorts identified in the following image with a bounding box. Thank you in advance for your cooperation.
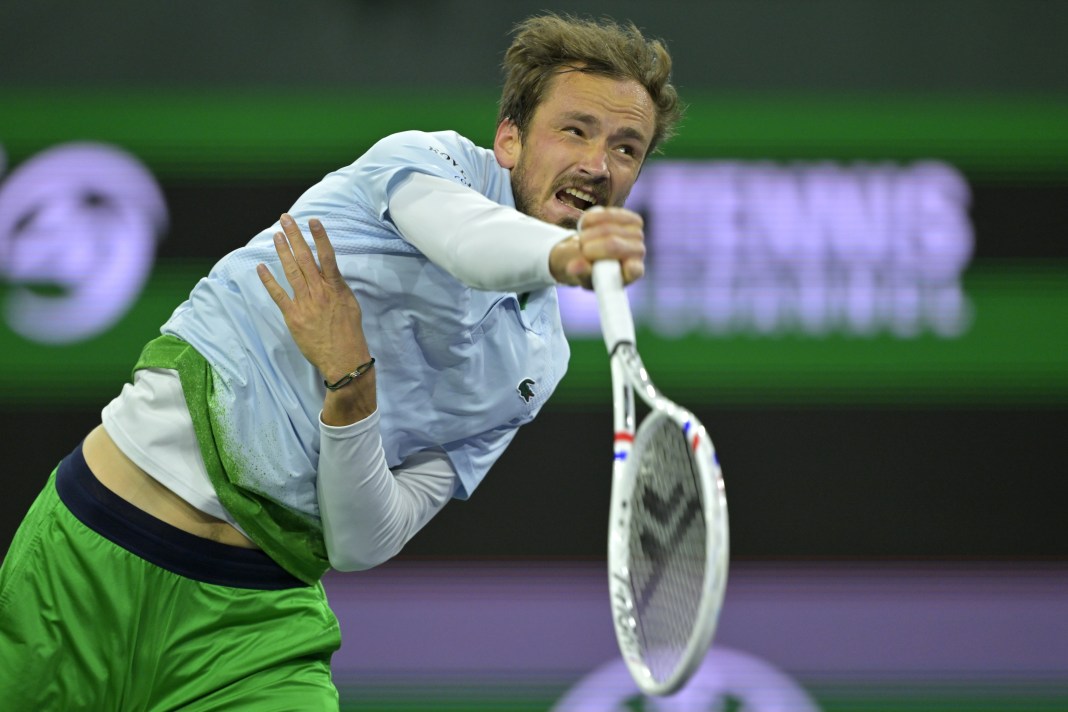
[0,442,341,710]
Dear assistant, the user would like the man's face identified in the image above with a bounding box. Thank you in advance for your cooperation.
[494,69,656,229]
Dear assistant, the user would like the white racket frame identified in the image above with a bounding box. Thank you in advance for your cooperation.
[593,260,730,697]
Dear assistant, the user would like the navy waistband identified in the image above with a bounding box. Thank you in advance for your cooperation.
[56,441,308,590]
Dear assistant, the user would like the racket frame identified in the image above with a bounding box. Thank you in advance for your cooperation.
[593,260,730,697]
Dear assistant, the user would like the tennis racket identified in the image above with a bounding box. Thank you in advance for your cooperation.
[593,259,730,697]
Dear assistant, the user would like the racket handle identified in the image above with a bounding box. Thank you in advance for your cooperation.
[593,260,637,353]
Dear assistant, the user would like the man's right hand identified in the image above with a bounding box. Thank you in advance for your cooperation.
[549,206,646,289]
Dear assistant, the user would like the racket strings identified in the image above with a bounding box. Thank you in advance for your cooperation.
[627,416,707,685]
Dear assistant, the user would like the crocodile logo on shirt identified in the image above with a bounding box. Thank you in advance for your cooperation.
[517,378,536,403]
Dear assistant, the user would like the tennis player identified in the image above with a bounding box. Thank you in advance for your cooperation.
[0,13,681,709]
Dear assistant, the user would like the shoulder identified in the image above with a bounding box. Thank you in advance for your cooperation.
[364,130,475,157]
[358,130,503,196]
[368,130,490,168]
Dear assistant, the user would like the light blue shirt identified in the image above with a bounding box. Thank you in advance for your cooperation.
[162,130,570,516]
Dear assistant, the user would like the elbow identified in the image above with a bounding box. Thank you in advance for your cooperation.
[327,539,403,573]
[329,552,386,573]
[329,556,380,573]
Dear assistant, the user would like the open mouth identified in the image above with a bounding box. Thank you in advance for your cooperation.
[555,187,598,212]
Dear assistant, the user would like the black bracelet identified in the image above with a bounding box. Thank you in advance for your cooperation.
[323,358,376,391]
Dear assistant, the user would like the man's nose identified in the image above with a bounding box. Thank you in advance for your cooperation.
[578,144,610,176]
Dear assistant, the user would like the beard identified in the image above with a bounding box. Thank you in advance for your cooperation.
[509,155,609,230]
[509,156,570,228]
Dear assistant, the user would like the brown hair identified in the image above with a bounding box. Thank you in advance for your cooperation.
[498,13,683,155]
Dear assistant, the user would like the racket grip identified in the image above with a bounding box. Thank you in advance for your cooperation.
[593,260,637,352]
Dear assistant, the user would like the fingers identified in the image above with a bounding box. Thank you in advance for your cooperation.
[308,219,344,289]
[284,213,324,292]
[256,263,290,309]
[268,213,343,295]
[259,214,339,308]
[280,214,318,264]
[578,208,646,258]
[575,206,647,287]
[622,256,645,284]
[269,215,311,301]
[578,205,643,231]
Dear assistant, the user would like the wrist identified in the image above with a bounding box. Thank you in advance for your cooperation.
[324,357,376,391]
[322,370,377,426]
[549,233,582,285]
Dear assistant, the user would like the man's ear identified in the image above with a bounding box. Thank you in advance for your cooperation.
[493,119,521,169]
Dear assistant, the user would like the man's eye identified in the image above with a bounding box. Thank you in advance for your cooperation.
[564,127,583,136]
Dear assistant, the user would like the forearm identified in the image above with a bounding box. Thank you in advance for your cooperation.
[389,172,573,291]
[317,409,456,571]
